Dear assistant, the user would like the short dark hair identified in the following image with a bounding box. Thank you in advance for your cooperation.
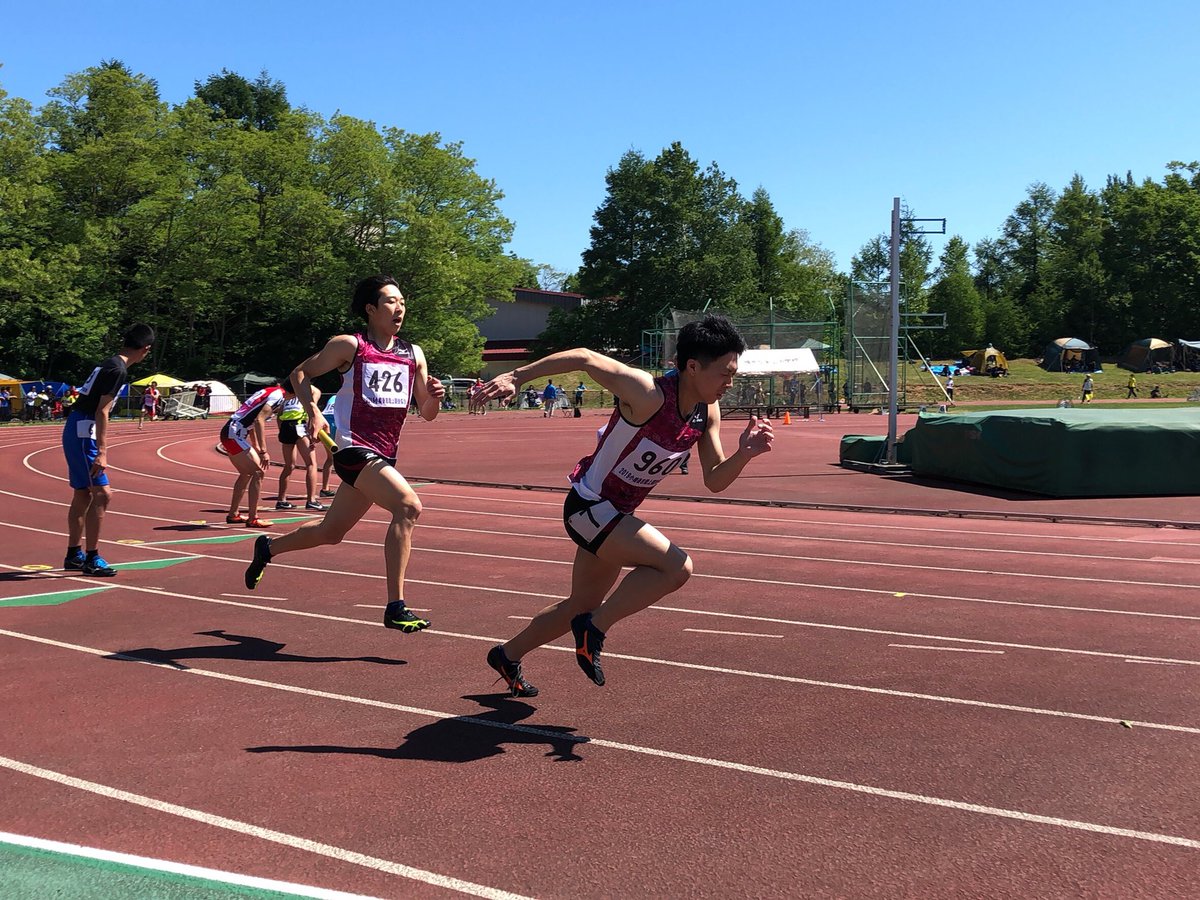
[351,275,400,321]
[675,315,745,368]
[122,323,155,350]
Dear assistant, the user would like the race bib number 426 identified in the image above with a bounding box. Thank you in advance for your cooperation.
[361,363,411,407]
[613,437,687,488]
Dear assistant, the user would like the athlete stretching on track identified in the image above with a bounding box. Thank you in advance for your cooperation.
[220,381,287,528]
[477,314,774,695]
[243,275,445,634]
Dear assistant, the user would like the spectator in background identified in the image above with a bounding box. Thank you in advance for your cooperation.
[1126,373,1138,399]
[945,375,955,405]
[574,380,587,409]
[0,387,10,422]
[1081,374,1094,404]
[542,380,559,418]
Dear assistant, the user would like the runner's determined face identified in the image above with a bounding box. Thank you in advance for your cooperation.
[687,351,739,404]
[368,284,406,335]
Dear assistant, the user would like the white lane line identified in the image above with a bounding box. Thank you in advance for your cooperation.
[0,831,380,900]
[353,604,431,612]
[1,632,1198,853]
[890,644,1005,655]
[651,604,1200,668]
[0,761,528,900]
[507,615,532,620]
[2,524,1197,671]
[26,444,1200,581]
[2,613,1197,735]
[685,628,783,639]
[221,592,290,602]
[12,452,1200,625]
[1124,659,1189,666]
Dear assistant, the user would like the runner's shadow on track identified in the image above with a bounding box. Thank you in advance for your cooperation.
[102,630,406,669]
[0,573,61,584]
[152,524,216,532]
[246,694,586,763]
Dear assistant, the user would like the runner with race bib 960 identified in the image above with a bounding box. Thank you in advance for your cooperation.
[476,314,773,696]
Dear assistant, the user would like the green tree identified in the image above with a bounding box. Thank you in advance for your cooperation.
[195,69,289,131]
[998,182,1058,350]
[926,236,984,356]
[576,142,757,354]
[1045,174,1109,347]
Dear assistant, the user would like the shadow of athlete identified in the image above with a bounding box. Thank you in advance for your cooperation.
[247,694,586,763]
[104,630,406,670]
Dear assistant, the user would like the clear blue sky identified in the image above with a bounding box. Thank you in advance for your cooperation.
[5,1,1199,281]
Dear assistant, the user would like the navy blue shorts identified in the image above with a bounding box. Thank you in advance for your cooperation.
[63,413,108,490]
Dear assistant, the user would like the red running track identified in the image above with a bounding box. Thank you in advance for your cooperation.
[0,419,1197,898]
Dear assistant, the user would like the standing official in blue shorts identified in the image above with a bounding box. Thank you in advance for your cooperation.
[62,324,155,576]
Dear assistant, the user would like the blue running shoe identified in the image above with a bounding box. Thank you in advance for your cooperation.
[82,556,117,577]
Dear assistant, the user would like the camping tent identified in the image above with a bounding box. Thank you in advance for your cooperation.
[1117,338,1173,372]
[229,372,278,396]
[961,346,1009,375]
[1175,339,1200,372]
[1040,338,1101,372]
[183,380,238,414]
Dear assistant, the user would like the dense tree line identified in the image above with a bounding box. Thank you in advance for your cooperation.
[3,62,1197,380]
[904,168,1200,358]
[535,142,843,358]
[0,62,531,382]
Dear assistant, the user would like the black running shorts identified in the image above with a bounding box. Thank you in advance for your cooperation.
[332,446,396,487]
[563,487,626,555]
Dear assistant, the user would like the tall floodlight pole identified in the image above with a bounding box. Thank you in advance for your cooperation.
[887,198,901,464]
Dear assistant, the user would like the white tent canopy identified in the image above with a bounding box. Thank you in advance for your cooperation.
[184,380,238,414]
[737,347,820,375]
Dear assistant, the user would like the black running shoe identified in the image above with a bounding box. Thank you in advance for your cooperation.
[570,612,606,686]
[81,555,117,577]
[275,500,296,510]
[244,534,272,589]
[487,645,539,697]
[64,551,86,571]
[383,601,430,633]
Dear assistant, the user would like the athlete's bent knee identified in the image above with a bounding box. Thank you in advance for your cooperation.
[665,553,693,592]
[392,496,421,526]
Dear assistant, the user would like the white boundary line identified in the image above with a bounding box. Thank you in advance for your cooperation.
[0,762,529,900]
[890,644,1005,654]
[1,633,1197,853]
[685,628,783,639]
[0,831,381,899]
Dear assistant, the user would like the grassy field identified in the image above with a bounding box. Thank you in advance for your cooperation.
[902,359,1200,406]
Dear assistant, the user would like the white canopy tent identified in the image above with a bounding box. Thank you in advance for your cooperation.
[184,380,238,414]
[736,347,820,375]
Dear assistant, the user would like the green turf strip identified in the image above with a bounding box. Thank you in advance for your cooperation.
[0,587,113,608]
[0,843,314,899]
[110,557,199,571]
[147,533,261,546]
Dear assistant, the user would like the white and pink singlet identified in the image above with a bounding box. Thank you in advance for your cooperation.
[570,372,707,514]
[332,334,417,459]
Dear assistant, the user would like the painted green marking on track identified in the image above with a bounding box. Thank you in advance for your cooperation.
[0,587,114,608]
[146,533,261,546]
[0,843,324,899]
[267,516,318,524]
[110,557,200,571]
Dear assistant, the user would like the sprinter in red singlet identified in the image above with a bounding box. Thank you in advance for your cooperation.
[476,314,773,695]
[242,275,445,633]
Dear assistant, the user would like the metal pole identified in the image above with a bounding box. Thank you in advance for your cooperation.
[887,197,900,464]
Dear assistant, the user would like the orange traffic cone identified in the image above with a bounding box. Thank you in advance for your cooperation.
[782,411,791,425]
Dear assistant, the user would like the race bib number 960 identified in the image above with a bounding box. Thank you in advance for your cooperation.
[613,437,687,488]
[361,363,411,407]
